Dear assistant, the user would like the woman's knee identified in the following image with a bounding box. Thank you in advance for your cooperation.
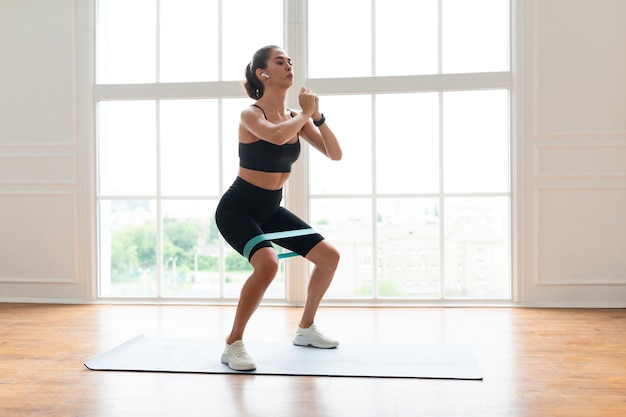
[308,241,340,269]
[250,248,280,281]
[326,244,340,267]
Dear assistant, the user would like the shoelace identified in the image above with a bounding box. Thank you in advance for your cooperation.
[310,325,323,336]
[307,324,328,338]
[231,343,248,358]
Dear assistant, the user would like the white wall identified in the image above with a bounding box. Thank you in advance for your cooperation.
[518,0,626,306]
[0,0,95,302]
[0,0,624,305]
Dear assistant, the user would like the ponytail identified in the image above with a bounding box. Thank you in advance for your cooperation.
[243,62,263,100]
[242,45,280,100]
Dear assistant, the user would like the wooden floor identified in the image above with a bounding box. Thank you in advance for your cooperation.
[1,304,625,417]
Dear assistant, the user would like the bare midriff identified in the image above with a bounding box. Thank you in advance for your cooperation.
[238,167,291,191]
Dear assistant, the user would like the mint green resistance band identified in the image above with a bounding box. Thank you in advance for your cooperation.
[243,228,317,260]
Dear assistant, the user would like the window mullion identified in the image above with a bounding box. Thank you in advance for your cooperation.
[283,0,309,304]
[155,99,164,299]
[307,72,512,96]
[156,0,161,83]
[438,92,445,300]
[371,0,376,76]
[217,0,223,81]
[371,1,378,300]
[217,0,225,298]
[438,0,443,74]
[217,98,225,298]
[371,94,379,300]
[94,82,247,101]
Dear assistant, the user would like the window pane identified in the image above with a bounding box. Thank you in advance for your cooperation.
[221,98,251,191]
[444,197,510,299]
[160,0,218,82]
[97,0,156,84]
[442,0,509,73]
[310,95,372,195]
[311,199,373,299]
[98,101,157,196]
[222,0,283,81]
[162,200,219,297]
[376,93,439,194]
[160,100,219,196]
[375,0,438,76]
[99,200,157,297]
[443,90,509,193]
[377,198,440,298]
[309,0,371,78]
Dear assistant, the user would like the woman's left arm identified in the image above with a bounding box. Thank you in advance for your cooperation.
[300,111,343,161]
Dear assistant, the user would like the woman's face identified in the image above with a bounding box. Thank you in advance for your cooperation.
[262,48,294,85]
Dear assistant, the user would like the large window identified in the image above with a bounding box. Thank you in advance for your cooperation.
[96,0,285,299]
[308,0,511,301]
[96,0,512,302]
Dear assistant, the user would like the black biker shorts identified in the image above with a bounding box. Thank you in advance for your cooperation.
[215,177,324,261]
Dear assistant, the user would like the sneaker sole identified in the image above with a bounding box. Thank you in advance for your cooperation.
[221,354,256,371]
[292,335,339,349]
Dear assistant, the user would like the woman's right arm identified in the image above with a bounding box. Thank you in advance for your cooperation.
[240,88,317,145]
[240,107,311,145]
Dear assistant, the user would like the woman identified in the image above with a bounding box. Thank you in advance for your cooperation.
[215,45,343,371]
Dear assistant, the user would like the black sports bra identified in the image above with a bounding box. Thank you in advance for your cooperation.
[239,104,301,173]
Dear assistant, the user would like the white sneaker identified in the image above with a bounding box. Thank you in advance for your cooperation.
[221,340,256,371]
[293,324,339,349]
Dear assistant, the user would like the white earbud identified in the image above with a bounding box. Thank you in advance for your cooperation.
[261,73,270,79]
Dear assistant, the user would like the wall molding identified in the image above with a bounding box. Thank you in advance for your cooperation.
[530,0,626,138]
[534,142,626,179]
[534,279,626,287]
[0,153,78,184]
[532,130,626,140]
[532,186,626,286]
[0,277,79,285]
[0,0,79,150]
[0,191,81,285]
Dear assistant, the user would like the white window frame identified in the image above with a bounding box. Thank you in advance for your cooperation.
[92,0,518,305]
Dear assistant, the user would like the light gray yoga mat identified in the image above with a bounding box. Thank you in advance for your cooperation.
[85,335,482,380]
